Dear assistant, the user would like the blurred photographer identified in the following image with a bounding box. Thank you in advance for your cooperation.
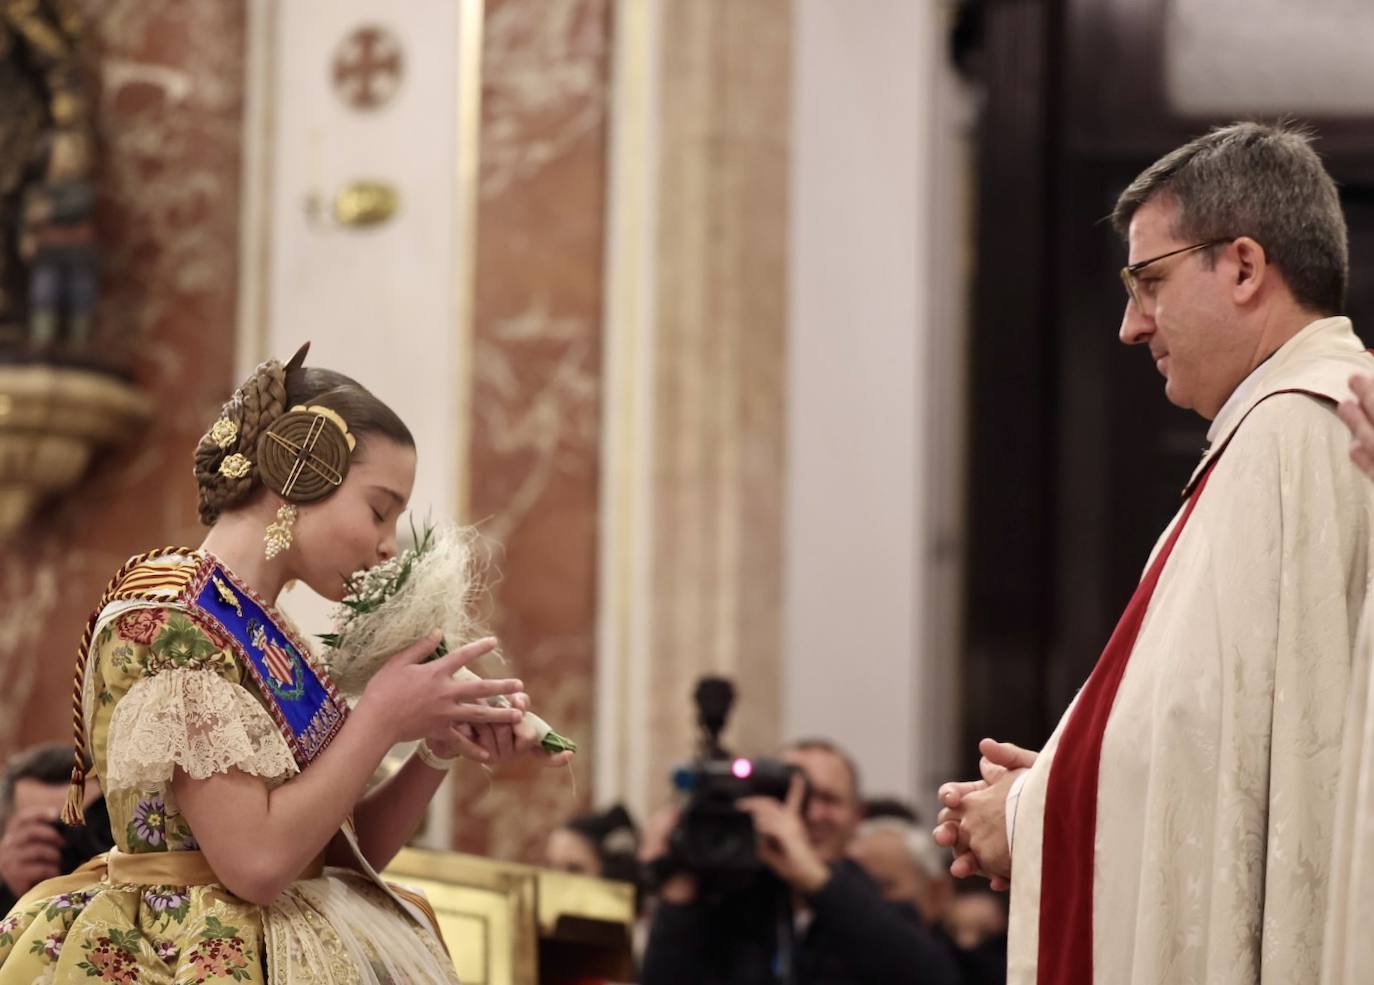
[641,734,960,985]
[0,743,111,915]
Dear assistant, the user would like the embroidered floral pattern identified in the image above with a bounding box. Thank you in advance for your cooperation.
[110,643,137,673]
[148,615,220,672]
[43,890,93,921]
[0,912,21,947]
[186,916,253,982]
[116,608,167,646]
[143,887,191,923]
[153,938,178,963]
[165,810,196,850]
[28,931,63,961]
[99,641,136,706]
[127,793,167,851]
[198,618,232,652]
[76,927,142,983]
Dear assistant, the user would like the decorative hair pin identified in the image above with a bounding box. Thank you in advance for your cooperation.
[257,404,355,502]
[218,454,253,479]
[207,417,238,449]
[291,404,356,451]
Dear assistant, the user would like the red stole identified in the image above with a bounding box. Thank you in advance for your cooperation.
[1035,466,1215,984]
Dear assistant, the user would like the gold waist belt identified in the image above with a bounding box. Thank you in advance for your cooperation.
[105,848,326,885]
[107,848,221,885]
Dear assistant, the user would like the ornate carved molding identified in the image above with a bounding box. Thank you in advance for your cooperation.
[0,364,152,538]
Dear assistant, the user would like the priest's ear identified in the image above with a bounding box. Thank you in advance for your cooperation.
[1229,236,1269,306]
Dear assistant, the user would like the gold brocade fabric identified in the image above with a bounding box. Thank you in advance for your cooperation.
[0,598,458,984]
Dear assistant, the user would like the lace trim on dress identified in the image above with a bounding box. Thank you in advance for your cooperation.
[104,667,298,792]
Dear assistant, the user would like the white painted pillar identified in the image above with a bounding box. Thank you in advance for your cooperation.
[784,0,956,804]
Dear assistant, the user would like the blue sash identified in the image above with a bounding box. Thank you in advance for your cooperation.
[183,556,348,767]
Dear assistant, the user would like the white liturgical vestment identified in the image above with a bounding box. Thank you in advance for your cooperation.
[1007,316,1374,985]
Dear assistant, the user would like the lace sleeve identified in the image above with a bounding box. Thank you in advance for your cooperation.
[103,667,299,792]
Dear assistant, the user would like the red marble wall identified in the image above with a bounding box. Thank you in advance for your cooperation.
[0,1,244,759]
[453,0,610,862]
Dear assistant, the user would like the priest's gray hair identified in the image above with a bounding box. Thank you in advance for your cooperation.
[855,816,949,881]
[1112,120,1348,317]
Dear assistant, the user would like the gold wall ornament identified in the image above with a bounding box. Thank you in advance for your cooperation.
[264,503,297,560]
[218,453,252,479]
[332,180,399,228]
[0,364,152,539]
[207,417,238,449]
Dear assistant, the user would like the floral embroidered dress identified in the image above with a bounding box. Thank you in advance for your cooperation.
[0,551,459,985]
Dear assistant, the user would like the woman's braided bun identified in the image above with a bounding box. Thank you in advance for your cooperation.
[193,344,415,527]
[194,358,288,525]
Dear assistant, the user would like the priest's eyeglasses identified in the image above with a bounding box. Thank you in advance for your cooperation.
[1120,239,1231,316]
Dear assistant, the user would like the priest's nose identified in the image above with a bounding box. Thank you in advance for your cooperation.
[1119,302,1153,346]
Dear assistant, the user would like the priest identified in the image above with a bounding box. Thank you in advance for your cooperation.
[936,121,1374,985]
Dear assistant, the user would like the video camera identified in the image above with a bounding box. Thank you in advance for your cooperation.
[666,677,805,890]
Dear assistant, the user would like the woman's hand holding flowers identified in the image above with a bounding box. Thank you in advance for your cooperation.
[357,632,524,755]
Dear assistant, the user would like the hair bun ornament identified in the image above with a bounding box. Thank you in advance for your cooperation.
[256,404,355,504]
[285,341,311,372]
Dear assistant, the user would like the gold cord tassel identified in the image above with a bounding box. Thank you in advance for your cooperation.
[60,765,87,825]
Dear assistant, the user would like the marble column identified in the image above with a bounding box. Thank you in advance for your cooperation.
[597,0,792,819]
[451,0,612,862]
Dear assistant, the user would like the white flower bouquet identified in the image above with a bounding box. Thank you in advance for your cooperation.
[320,519,576,755]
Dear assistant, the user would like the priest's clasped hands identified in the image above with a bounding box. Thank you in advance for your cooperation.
[933,738,1038,892]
